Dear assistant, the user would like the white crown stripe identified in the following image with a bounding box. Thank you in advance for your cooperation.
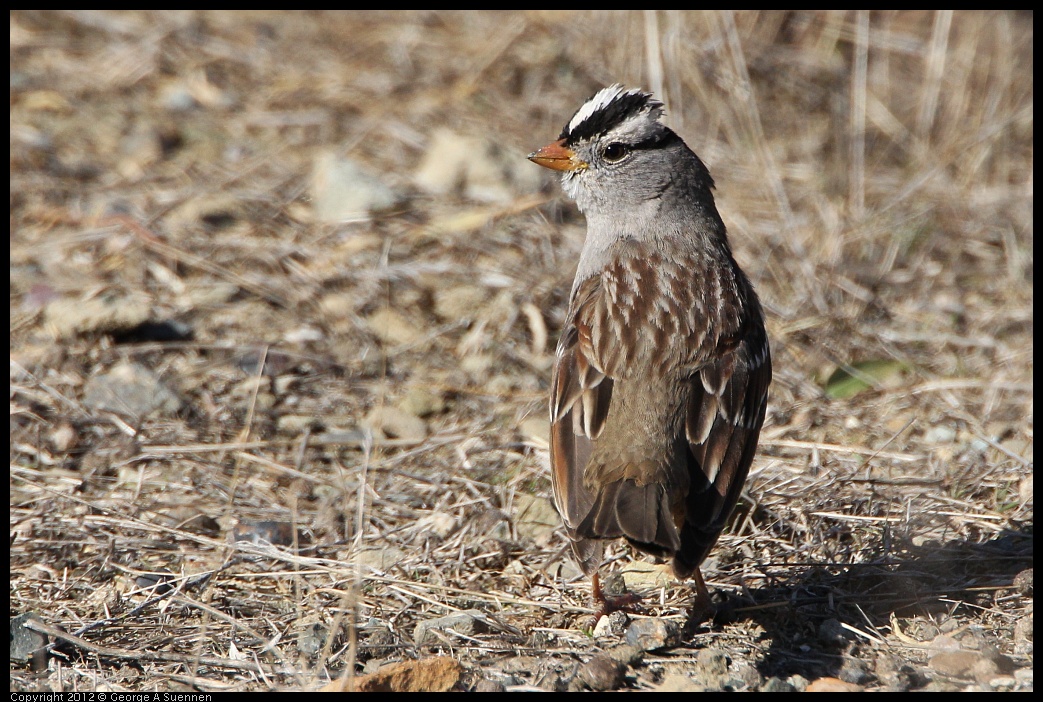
[567,83,643,135]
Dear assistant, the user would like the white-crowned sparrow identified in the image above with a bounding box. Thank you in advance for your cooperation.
[529,85,771,621]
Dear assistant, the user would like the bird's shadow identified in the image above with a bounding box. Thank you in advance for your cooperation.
[686,526,1032,684]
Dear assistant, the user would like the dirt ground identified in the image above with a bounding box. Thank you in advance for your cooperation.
[10,11,1033,692]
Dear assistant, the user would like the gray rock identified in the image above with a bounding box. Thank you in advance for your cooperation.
[654,672,705,692]
[397,387,446,418]
[311,152,403,222]
[296,621,330,657]
[694,648,729,687]
[362,627,396,660]
[364,406,427,442]
[760,677,796,692]
[729,663,764,691]
[474,679,505,692]
[433,284,489,321]
[625,617,679,651]
[413,609,490,646]
[354,546,406,573]
[874,653,914,691]
[786,674,809,692]
[930,650,991,680]
[988,675,1017,690]
[575,654,625,691]
[413,128,541,204]
[365,308,423,346]
[837,656,872,685]
[82,361,183,419]
[592,610,629,638]
[10,613,48,670]
[233,520,297,547]
[924,425,957,444]
[604,643,644,668]
[312,427,371,446]
[818,617,851,645]
[696,647,729,678]
[158,82,200,111]
[1013,567,1033,595]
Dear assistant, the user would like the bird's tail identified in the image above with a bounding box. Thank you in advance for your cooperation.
[574,478,681,558]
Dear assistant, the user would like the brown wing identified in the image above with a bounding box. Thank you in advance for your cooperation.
[549,276,610,547]
[673,311,771,578]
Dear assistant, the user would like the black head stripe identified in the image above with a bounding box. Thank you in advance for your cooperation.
[560,89,657,144]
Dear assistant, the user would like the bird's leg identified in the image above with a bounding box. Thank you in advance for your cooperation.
[682,568,716,634]
[591,571,643,620]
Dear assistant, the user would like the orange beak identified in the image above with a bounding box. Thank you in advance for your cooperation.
[528,138,586,172]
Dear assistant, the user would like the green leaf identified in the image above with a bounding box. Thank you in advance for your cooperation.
[824,359,907,400]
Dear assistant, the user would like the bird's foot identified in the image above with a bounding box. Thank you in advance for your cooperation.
[587,572,644,630]
[595,591,644,618]
[681,568,717,637]
[681,597,717,636]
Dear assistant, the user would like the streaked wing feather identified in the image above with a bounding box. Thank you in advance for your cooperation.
[550,403,594,530]
[550,276,613,531]
[676,324,771,577]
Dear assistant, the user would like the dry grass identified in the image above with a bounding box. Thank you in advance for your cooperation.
[10,11,1032,692]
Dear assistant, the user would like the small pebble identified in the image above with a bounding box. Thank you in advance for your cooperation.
[576,654,624,691]
[625,618,679,651]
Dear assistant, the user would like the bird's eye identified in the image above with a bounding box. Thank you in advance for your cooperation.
[602,142,630,163]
